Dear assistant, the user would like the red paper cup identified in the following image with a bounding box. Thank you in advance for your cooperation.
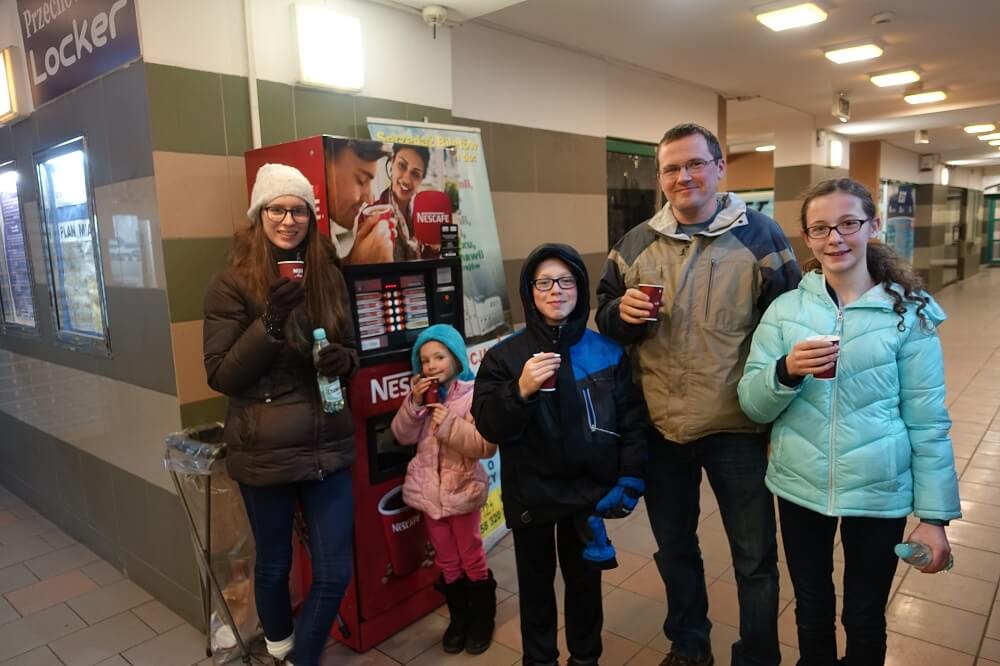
[533,352,560,391]
[806,335,841,380]
[424,377,440,404]
[363,204,396,240]
[637,284,664,321]
[377,485,426,578]
[277,261,304,281]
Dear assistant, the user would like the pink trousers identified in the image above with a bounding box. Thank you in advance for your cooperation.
[424,509,488,583]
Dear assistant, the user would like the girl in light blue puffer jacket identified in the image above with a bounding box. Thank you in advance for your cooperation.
[738,178,960,666]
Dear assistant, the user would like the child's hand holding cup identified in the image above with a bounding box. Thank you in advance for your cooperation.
[410,374,437,406]
[786,335,841,380]
[518,352,561,399]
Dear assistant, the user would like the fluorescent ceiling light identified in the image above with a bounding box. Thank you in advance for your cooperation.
[903,90,946,104]
[869,69,920,87]
[964,124,996,134]
[977,133,1000,141]
[989,140,1000,146]
[755,2,828,31]
[755,145,776,152]
[294,4,364,92]
[824,43,883,64]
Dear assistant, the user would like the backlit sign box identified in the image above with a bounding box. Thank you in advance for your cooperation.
[17,0,141,107]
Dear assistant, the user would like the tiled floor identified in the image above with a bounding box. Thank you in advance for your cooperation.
[1,268,1000,665]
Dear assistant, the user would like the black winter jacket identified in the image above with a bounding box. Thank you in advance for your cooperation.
[472,244,648,528]
[203,267,358,486]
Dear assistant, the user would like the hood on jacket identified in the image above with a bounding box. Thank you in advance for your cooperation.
[800,270,946,326]
[411,323,474,381]
[519,243,590,351]
[649,192,749,239]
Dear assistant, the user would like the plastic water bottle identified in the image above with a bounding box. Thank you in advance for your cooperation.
[894,542,954,571]
[312,328,345,413]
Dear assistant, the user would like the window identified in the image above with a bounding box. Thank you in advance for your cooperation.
[0,163,37,333]
[35,137,110,354]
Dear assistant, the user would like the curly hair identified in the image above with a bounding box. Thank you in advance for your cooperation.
[800,178,929,331]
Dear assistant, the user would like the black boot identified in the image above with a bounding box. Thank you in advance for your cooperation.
[464,570,497,655]
[436,575,468,654]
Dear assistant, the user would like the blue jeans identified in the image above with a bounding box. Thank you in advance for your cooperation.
[239,468,353,666]
[645,432,780,666]
[778,497,905,666]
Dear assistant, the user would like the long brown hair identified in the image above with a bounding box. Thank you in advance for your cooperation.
[228,210,348,351]
[800,178,929,331]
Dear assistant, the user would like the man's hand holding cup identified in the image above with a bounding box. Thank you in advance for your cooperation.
[620,288,658,324]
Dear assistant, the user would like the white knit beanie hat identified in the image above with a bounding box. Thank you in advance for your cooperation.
[247,163,317,223]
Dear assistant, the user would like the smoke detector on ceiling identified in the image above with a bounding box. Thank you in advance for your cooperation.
[422,5,448,39]
[871,11,894,25]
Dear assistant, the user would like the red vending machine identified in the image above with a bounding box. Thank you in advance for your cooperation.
[245,136,463,651]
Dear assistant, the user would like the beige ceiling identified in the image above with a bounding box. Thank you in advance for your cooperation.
[474,0,1000,165]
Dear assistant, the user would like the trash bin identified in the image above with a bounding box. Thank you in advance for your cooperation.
[164,423,258,665]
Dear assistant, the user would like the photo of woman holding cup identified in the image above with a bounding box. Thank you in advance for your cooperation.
[203,163,359,666]
[738,178,960,666]
[372,143,430,261]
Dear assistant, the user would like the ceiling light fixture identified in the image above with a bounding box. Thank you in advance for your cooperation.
[977,133,1000,141]
[989,140,1000,146]
[964,124,996,134]
[903,89,946,105]
[824,42,883,64]
[755,2,828,31]
[755,145,776,152]
[869,69,920,87]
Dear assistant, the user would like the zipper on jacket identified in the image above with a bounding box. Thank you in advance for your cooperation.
[705,258,717,320]
[826,309,844,514]
[582,387,622,438]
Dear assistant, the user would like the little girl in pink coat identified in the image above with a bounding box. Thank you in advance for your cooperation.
[391,324,497,655]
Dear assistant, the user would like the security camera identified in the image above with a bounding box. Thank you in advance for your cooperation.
[422,5,448,38]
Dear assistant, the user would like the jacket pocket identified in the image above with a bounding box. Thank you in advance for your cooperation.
[582,386,621,438]
[700,257,755,332]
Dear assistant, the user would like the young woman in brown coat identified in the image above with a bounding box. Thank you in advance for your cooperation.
[203,164,358,666]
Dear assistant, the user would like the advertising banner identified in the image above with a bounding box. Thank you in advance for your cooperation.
[365,118,512,345]
[882,181,916,264]
[17,0,141,106]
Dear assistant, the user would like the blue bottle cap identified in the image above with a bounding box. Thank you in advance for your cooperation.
[894,543,914,558]
[313,328,327,341]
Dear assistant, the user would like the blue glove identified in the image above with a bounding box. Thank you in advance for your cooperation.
[581,515,618,570]
[595,477,645,519]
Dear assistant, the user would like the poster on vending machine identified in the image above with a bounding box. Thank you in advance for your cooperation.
[365,119,513,550]
[881,180,916,265]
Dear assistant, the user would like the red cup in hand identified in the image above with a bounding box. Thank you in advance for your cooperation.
[806,335,841,379]
[277,261,305,281]
[637,284,664,321]
[424,377,440,404]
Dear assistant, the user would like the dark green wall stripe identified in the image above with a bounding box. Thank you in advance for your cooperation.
[163,238,232,323]
[147,64,228,156]
[180,396,228,429]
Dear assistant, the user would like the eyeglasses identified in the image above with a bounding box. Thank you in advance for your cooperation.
[804,218,868,239]
[263,205,310,223]
[659,158,719,179]
[532,276,577,292]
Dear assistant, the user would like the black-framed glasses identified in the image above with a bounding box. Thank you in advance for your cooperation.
[532,276,577,292]
[659,158,719,179]
[804,218,868,240]
[263,205,310,223]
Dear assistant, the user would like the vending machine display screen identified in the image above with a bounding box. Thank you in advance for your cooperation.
[353,273,431,353]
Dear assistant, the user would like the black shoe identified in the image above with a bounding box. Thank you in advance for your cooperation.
[659,652,714,666]
[436,575,468,654]
[464,570,497,655]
